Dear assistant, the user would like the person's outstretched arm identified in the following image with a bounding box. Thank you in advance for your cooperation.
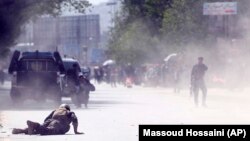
[71,112,84,134]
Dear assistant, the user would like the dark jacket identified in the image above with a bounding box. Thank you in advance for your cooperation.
[191,63,208,81]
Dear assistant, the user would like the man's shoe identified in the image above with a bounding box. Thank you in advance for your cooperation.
[12,128,24,134]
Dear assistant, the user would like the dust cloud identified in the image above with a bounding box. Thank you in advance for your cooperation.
[130,8,250,90]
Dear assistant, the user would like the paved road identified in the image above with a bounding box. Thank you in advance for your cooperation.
[0,82,250,141]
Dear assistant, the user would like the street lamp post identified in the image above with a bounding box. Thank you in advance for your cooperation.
[106,1,117,27]
[83,46,88,65]
[88,37,93,48]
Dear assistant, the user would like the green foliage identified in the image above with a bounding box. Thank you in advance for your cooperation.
[108,0,172,64]
[122,0,172,35]
[109,20,150,65]
[162,0,208,45]
[0,0,90,58]
[109,0,249,64]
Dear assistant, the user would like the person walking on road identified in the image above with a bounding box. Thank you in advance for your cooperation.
[12,104,83,135]
[191,57,208,107]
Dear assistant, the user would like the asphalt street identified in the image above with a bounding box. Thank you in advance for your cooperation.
[0,81,250,141]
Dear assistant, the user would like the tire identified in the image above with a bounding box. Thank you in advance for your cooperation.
[54,91,62,105]
[71,94,81,107]
[76,91,89,108]
[82,91,89,105]
[50,87,62,106]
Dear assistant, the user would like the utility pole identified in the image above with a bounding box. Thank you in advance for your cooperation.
[106,1,117,28]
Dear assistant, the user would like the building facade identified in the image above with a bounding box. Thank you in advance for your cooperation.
[33,14,101,64]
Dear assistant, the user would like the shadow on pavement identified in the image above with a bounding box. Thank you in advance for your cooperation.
[0,90,134,111]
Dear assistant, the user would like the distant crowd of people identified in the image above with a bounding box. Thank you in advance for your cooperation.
[92,58,190,90]
[92,56,208,106]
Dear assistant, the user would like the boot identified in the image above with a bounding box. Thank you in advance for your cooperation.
[27,120,40,135]
[12,128,25,134]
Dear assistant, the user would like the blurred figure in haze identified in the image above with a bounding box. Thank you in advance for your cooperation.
[191,57,208,107]
[0,69,5,85]
[110,66,118,87]
[173,57,184,93]
[124,63,135,87]
[174,67,182,93]
[94,66,103,84]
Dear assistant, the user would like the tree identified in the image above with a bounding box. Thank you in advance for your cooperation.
[0,0,90,58]
[122,0,172,35]
[109,20,160,65]
[108,0,172,64]
[162,0,208,46]
[108,0,249,65]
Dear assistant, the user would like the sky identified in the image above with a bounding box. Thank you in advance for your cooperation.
[63,0,118,33]
[88,0,110,5]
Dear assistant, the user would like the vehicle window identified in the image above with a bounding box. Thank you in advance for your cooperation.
[30,61,46,71]
[19,59,58,71]
[63,61,72,71]
[63,61,81,72]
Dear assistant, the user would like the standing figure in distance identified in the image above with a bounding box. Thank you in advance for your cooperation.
[191,57,208,107]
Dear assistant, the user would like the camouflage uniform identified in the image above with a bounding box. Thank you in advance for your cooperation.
[12,107,80,135]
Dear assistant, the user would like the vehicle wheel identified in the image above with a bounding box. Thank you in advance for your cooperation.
[54,91,62,105]
[71,93,81,107]
[50,87,62,105]
[10,88,22,104]
[74,91,89,108]
[82,91,89,106]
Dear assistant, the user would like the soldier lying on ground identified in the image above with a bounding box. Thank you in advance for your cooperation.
[12,104,83,135]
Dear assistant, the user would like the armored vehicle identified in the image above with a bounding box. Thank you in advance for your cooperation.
[8,50,65,104]
[61,58,81,97]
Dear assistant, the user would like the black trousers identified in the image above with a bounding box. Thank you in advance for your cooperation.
[193,79,207,106]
